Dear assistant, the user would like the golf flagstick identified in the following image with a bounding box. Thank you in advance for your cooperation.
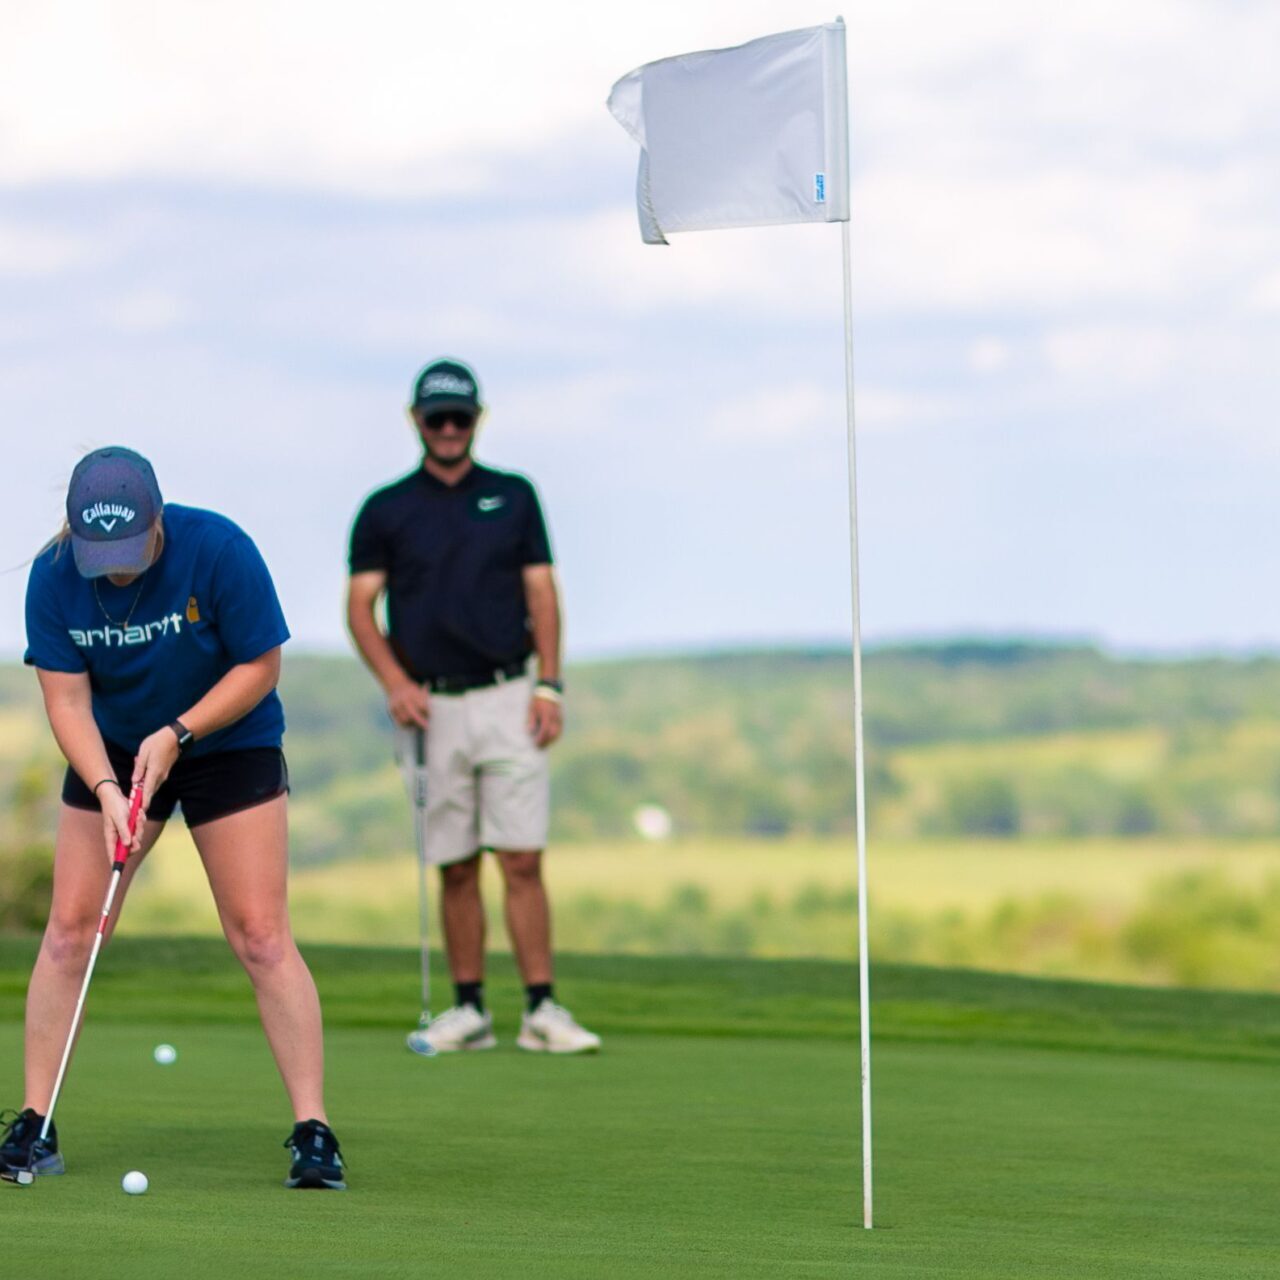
[605,17,871,1226]
[42,784,145,1147]
[841,214,874,1231]
[408,725,438,1056]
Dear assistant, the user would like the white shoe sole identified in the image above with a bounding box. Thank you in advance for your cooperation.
[437,1033,498,1053]
[516,1031,601,1054]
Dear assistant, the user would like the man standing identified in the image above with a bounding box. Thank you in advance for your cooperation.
[346,358,600,1055]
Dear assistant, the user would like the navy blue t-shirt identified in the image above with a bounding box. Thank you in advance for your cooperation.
[24,504,290,756]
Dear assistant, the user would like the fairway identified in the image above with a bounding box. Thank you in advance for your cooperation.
[2,940,1279,1278]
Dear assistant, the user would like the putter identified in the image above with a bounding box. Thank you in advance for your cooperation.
[4,784,144,1188]
[406,726,437,1057]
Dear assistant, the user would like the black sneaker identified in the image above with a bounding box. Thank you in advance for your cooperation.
[0,1108,64,1177]
[283,1119,346,1190]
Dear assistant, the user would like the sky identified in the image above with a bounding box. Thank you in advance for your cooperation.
[2,0,1277,658]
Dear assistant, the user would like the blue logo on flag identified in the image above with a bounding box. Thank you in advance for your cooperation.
[814,173,826,204]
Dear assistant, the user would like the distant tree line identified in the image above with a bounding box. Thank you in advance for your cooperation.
[2,642,1279,863]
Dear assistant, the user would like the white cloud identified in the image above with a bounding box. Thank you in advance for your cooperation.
[4,3,1277,325]
[1042,324,1178,387]
[0,222,90,275]
[968,338,1011,375]
[852,164,1274,313]
[100,289,188,334]
[1,2,1277,654]
[1251,271,1280,312]
[709,385,841,442]
[0,2,837,193]
[855,388,949,434]
[6,3,1276,201]
[500,370,641,437]
[709,383,942,442]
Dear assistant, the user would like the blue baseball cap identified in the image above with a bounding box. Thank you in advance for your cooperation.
[66,447,163,578]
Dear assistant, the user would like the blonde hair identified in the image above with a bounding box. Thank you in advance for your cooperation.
[41,521,73,562]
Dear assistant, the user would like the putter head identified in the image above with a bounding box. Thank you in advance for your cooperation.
[1,1168,35,1187]
[406,1015,438,1058]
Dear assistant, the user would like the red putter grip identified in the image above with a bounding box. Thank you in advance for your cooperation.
[112,785,145,867]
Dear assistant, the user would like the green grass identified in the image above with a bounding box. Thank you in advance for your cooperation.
[2,938,1280,1277]
[119,834,1280,990]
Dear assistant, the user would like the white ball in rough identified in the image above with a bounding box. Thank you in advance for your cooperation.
[153,1044,177,1065]
[122,1170,149,1195]
[632,804,673,842]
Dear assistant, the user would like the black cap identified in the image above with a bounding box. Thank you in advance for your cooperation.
[410,358,482,416]
[66,447,163,579]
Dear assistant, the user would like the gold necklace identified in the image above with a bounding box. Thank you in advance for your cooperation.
[93,576,148,628]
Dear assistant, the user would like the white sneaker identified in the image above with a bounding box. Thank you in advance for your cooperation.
[517,1000,602,1054]
[407,1004,497,1054]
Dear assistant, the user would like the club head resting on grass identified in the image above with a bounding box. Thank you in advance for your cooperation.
[406,1013,438,1058]
[1,1168,35,1187]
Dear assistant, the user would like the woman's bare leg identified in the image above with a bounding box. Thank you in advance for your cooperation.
[24,805,164,1113]
[191,796,326,1124]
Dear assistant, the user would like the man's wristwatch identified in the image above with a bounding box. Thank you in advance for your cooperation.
[168,719,195,754]
[536,678,564,694]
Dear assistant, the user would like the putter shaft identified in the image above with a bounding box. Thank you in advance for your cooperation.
[40,786,144,1144]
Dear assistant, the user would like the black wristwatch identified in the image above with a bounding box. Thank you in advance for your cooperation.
[168,719,195,754]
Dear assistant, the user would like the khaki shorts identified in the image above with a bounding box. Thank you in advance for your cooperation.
[395,674,550,866]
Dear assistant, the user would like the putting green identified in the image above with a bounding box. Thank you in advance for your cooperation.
[1,939,1278,1278]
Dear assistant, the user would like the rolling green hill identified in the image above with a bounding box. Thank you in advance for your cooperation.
[3,643,1280,859]
[4,644,1280,985]
[284,641,1280,846]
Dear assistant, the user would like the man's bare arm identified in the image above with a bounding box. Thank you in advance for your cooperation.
[522,564,561,683]
[346,570,429,728]
[523,563,563,747]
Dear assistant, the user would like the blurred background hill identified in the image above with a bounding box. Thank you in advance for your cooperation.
[3,641,1280,989]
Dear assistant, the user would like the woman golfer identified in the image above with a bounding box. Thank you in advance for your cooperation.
[0,446,346,1190]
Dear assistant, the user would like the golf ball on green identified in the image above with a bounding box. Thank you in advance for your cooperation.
[153,1044,177,1065]
[122,1170,148,1195]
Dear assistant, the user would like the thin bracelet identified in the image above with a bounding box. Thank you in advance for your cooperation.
[534,684,564,705]
[93,778,122,797]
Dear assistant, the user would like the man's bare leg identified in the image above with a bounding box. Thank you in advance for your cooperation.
[496,850,552,985]
[499,849,600,1052]
[439,852,486,984]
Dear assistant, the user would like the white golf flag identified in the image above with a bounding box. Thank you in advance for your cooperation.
[607,21,849,245]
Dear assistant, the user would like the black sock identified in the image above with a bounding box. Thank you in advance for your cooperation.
[455,981,484,1012]
[526,983,554,1011]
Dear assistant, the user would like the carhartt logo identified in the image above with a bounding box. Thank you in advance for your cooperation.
[82,502,136,533]
[422,373,474,397]
[69,611,184,650]
[477,496,505,512]
[186,596,201,623]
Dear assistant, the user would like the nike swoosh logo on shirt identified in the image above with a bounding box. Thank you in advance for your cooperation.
[477,496,505,511]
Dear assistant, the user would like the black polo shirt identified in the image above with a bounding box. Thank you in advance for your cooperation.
[348,463,553,680]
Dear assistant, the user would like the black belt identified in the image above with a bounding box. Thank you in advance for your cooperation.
[426,659,528,695]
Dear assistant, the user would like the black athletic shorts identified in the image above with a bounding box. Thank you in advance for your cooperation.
[63,741,289,828]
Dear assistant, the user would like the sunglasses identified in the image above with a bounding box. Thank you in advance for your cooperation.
[422,410,476,431]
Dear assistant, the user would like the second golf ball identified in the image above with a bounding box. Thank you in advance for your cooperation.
[122,1171,149,1195]
[153,1044,177,1065]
